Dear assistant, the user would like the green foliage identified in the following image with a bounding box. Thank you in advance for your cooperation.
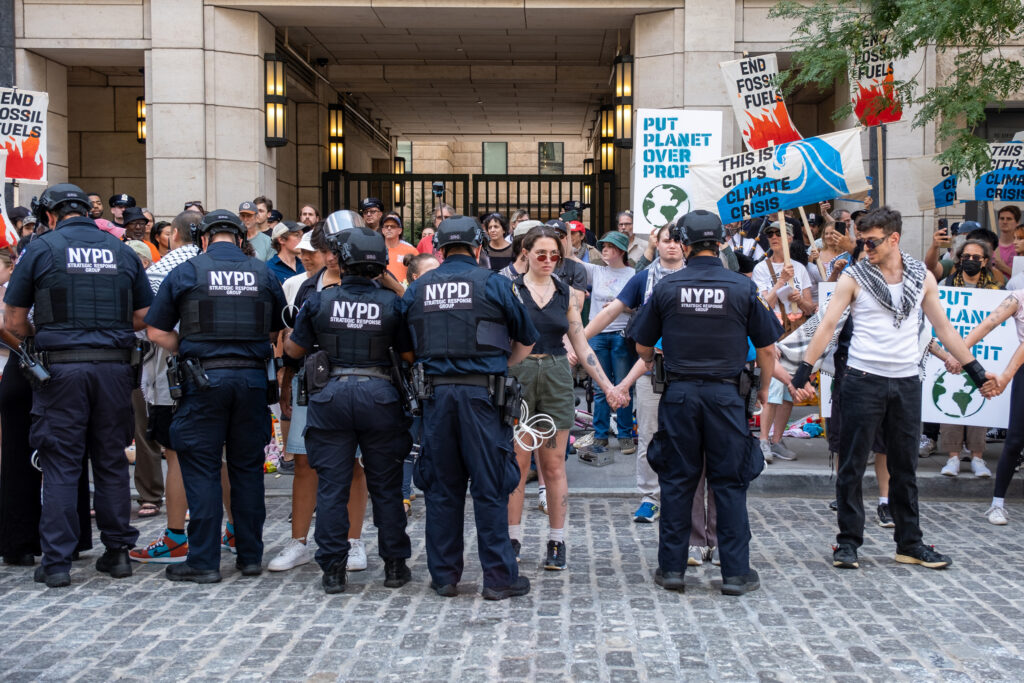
[771,0,1024,178]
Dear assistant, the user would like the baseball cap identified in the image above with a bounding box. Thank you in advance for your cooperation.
[267,209,283,224]
[764,220,794,236]
[9,207,29,222]
[125,240,152,262]
[272,221,303,242]
[568,220,586,234]
[238,201,257,215]
[109,193,136,208]
[513,219,544,238]
[544,218,569,235]
[297,232,315,252]
[381,212,403,229]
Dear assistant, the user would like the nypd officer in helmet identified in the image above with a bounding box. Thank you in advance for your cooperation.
[3,183,153,587]
[145,209,286,583]
[285,226,413,594]
[629,210,782,595]
[401,215,538,600]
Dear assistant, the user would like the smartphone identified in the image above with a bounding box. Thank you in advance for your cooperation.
[834,220,847,235]
[937,218,948,231]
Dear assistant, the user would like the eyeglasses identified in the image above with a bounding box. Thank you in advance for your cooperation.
[618,221,633,226]
[856,235,888,251]
[184,201,204,210]
[382,223,401,230]
[763,229,781,238]
[533,252,561,263]
[961,254,986,262]
[362,208,382,214]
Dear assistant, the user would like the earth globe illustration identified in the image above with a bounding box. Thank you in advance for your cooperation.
[931,371,985,419]
[642,184,689,227]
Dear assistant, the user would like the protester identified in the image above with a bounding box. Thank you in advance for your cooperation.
[239,201,273,261]
[299,204,320,229]
[380,212,418,283]
[482,212,513,272]
[992,206,1021,279]
[569,220,603,264]
[267,221,306,284]
[151,220,173,258]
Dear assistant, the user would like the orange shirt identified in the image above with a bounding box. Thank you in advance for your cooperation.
[387,242,420,283]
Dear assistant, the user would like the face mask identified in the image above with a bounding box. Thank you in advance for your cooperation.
[961,259,983,276]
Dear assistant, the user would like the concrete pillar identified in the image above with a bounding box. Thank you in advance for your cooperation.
[15,49,68,187]
[147,1,276,220]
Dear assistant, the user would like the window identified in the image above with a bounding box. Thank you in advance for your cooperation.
[538,142,564,175]
[397,140,413,172]
[482,142,507,174]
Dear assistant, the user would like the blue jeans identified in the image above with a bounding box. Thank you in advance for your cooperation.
[402,416,422,500]
[591,332,634,440]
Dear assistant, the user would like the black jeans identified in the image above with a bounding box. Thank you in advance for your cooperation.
[836,369,923,552]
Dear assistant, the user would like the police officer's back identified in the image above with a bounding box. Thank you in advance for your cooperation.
[145,210,286,583]
[400,216,538,600]
[630,210,781,596]
[285,226,413,594]
[3,183,153,587]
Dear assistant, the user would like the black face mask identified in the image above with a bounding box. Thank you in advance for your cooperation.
[961,259,983,276]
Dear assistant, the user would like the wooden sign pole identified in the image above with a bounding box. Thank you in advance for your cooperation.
[776,210,793,284]
[876,125,886,206]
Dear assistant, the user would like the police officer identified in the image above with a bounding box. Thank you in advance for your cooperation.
[401,215,538,600]
[284,227,413,593]
[109,193,136,227]
[358,197,385,232]
[629,210,782,596]
[145,210,286,583]
[3,183,153,587]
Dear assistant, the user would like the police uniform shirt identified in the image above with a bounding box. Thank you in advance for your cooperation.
[145,241,287,360]
[400,253,538,376]
[4,216,154,350]
[630,255,782,379]
[290,276,412,367]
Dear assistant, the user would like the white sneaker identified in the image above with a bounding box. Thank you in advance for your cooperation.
[268,537,313,572]
[940,457,959,477]
[759,440,773,464]
[970,457,992,478]
[919,436,936,457]
[347,538,367,571]
[687,546,704,566]
[986,505,1008,526]
[538,487,548,515]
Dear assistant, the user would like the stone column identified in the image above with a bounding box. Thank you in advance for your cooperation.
[14,49,68,187]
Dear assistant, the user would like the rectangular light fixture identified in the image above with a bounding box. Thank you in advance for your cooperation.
[264,53,286,147]
[583,158,594,176]
[136,96,146,144]
[393,156,406,206]
[613,55,633,149]
[328,104,344,171]
[599,105,614,173]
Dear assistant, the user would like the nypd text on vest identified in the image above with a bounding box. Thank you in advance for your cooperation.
[679,286,727,315]
[66,247,117,274]
[423,280,474,311]
[329,300,382,329]
[208,270,259,295]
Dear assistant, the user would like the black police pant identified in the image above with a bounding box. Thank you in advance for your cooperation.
[416,385,520,590]
[836,369,923,552]
[0,366,93,560]
[303,376,411,571]
[29,362,138,573]
[170,368,270,571]
[646,379,759,579]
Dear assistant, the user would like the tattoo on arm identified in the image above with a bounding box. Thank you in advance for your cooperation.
[585,353,597,368]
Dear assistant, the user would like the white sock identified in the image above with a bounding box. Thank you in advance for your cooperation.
[548,527,565,543]
[879,497,888,505]
[509,524,523,542]
[992,497,1005,509]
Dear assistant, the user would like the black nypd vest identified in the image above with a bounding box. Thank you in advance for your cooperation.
[32,229,135,331]
[313,281,400,367]
[178,252,274,343]
[408,266,511,360]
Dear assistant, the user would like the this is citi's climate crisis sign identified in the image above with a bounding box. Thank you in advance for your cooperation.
[0,87,48,183]
[630,109,722,236]
[720,54,802,151]
[956,142,1024,203]
[908,155,958,211]
[686,128,870,222]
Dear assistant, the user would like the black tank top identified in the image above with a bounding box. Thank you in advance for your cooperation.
[515,274,571,355]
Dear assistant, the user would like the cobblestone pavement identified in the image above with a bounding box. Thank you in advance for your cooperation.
[1,496,1023,682]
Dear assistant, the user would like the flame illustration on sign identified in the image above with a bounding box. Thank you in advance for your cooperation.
[1,136,44,181]
[852,64,902,126]
[742,95,802,150]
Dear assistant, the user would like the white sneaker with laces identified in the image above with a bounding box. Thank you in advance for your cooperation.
[986,505,1008,526]
[687,546,704,566]
[919,436,936,457]
[940,457,959,477]
[347,538,368,571]
[268,537,313,572]
[759,440,773,464]
[970,457,992,478]
[538,487,548,515]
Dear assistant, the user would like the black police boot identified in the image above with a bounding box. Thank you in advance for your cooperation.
[236,561,263,577]
[322,558,347,594]
[654,568,686,592]
[95,547,132,579]
[430,581,458,597]
[166,563,222,584]
[383,558,412,588]
[4,553,36,566]
[721,569,760,596]
[33,565,71,588]
[481,575,530,601]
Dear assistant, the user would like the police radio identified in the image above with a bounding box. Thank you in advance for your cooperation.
[0,337,51,389]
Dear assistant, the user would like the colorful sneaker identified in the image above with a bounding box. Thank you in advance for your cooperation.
[633,501,660,523]
[221,523,237,554]
[129,530,188,564]
[544,540,567,571]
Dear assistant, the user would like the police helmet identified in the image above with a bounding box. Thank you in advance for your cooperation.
[324,209,366,249]
[678,210,726,246]
[31,183,92,224]
[433,215,485,251]
[197,210,246,240]
[339,227,389,269]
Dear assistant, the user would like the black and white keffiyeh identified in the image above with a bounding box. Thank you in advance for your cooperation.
[845,251,926,328]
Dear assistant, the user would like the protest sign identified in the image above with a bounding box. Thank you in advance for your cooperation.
[687,128,869,223]
[849,34,902,126]
[956,142,1024,203]
[0,87,48,183]
[0,153,17,249]
[908,155,958,211]
[631,109,722,235]
[720,54,802,151]
[922,287,1015,428]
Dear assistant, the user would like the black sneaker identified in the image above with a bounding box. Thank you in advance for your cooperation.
[832,544,859,569]
[481,575,530,600]
[236,562,262,577]
[828,499,838,511]
[876,503,895,528]
[4,553,35,566]
[895,544,952,569]
[322,558,346,594]
[95,548,132,579]
[653,568,685,592]
[511,539,521,563]
[721,569,760,596]
[383,558,411,588]
[165,563,222,584]
[431,581,458,597]
[33,565,71,588]
[544,540,567,571]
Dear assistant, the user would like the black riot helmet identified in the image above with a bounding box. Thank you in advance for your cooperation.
[433,215,485,251]
[31,183,92,225]
[197,210,246,240]
[325,210,366,251]
[339,227,388,275]
[678,210,726,246]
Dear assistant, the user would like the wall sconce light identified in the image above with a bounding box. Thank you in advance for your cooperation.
[264,53,286,147]
[328,104,344,171]
[136,96,146,144]
[583,158,594,176]
[393,156,406,206]
[600,105,614,173]
[613,54,633,149]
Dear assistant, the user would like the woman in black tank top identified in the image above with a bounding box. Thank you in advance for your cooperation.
[507,227,629,570]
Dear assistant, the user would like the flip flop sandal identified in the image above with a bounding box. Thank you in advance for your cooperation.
[138,503,161,518]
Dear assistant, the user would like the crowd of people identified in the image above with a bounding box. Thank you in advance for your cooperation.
[0,183,1022,599]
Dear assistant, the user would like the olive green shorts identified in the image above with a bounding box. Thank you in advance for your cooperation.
[510,355,575,430]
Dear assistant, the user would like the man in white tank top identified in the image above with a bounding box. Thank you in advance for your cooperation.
[789,208,993,571]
